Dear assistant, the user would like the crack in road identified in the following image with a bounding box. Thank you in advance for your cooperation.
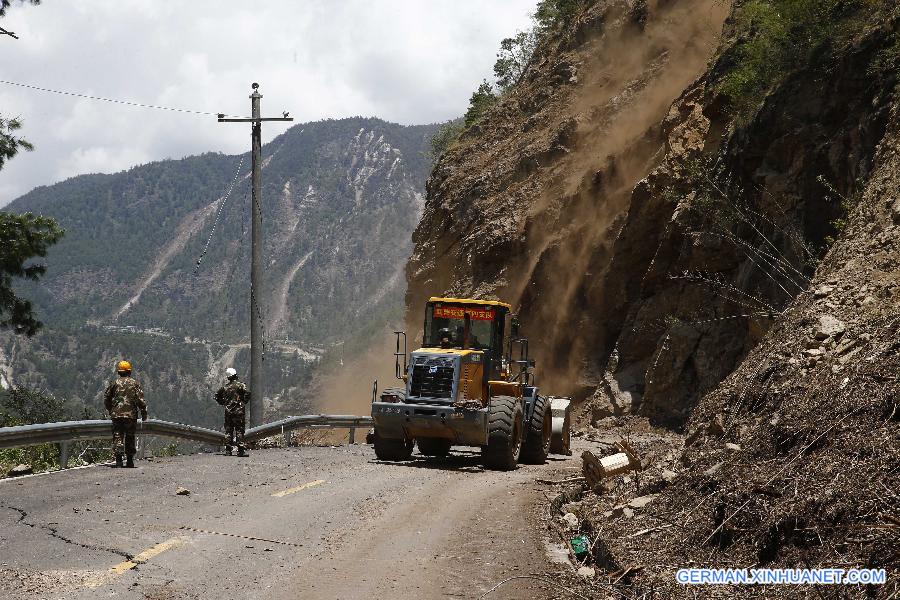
[1,504,134,560]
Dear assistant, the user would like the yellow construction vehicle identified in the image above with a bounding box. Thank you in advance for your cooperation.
[370,297,571,470]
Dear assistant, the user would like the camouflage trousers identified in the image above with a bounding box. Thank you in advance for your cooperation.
[224,413,245,450]
[111,417,137,457]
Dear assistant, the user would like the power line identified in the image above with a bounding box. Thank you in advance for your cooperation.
[194,156,246,275]
[0,79,239,117]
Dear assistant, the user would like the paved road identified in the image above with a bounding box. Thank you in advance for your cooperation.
[0,444,577,599]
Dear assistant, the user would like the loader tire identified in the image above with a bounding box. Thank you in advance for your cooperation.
[373,428,413,461]
[417,437,451,457]
[482,395,523,471]
[520,394,551,464]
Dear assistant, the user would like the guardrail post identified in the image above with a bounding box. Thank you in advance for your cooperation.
[58,441,70,470]
[349,427,356,445]
[283,426,291,447]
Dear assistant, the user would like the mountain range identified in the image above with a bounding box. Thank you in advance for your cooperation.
[1,117,437,427]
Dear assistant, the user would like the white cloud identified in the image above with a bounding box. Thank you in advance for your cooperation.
[0,0,537,206]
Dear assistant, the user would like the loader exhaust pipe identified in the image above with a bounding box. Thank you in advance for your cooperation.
[393,331,408,380]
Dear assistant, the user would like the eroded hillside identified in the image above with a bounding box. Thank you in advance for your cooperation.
[2,118,436,425]
[407,0,730,399]
[409,0,899,594]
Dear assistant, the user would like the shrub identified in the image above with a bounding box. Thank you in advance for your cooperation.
[717,0,886,120]
[463,80,498,128]
[429,120,464,158]
[533,0,591,33]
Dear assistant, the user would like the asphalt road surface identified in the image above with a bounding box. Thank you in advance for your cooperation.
[0,443,577,599]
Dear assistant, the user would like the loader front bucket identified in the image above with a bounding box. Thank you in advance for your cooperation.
[549,396,572,456]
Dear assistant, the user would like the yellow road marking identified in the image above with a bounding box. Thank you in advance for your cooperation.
[86,537,187,588]
[271,479,326,497]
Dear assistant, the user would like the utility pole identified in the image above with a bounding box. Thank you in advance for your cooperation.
[218,83,292,427]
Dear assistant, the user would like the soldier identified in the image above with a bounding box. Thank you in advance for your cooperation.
[215,367,250,456]
[103,360,147,468]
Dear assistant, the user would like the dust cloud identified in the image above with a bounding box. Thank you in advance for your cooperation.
[507,0,730,398]
[312,331,404,440]
[318,0,732,415]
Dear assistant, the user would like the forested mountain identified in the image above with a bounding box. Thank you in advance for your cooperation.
[0,117,436,426]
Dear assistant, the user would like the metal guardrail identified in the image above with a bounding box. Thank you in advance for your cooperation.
[0,414,373,471]
[244,414,373,445]
[0,418,226,449]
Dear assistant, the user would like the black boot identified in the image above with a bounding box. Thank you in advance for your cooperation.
[237,447,246,457]
[225,446,233,456]
[115,454,123,468]
[125,455,135,468]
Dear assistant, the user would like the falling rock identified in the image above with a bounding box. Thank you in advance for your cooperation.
[707,414,725,437]
[7,464,33,477]
[814,315,846,340]
[560,512,579,529]
[628,494,658,509]
[890,197,900,223]
[590,397,616,422]
[175,487,191,496]
[814,285,834,298]
[724,442,742,452]
[705,461,725,476]
[577,566,596,578]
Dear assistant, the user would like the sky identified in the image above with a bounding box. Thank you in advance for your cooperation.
[0,0,537,206]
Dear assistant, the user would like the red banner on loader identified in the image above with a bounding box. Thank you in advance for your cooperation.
[434,306,495,321]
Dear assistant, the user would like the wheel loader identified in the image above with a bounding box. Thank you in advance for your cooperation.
[370,297,571,470]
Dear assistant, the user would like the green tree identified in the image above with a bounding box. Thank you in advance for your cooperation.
[0,211,64,335]
[463,80,498,128]
[0,386,71,426]
[533,0,590,32]
[0,117,32,169]
[494,31,537,91]
[0,0,39,18]
[429,119,464,158]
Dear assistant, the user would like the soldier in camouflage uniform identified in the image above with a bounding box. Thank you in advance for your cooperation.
[103,360,148,468]
[215,367,250,456]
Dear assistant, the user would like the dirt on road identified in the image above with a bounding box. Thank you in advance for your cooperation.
[0,444,579,599]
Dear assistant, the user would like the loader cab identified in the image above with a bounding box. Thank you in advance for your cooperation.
[423,297,510,379]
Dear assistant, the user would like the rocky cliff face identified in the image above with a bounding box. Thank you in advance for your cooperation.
[2,118,435,425]
[597,71,900,600]
[600,9,898,427]
[408,0,899,431]
[410,0,899,589]
[407,0,729,398]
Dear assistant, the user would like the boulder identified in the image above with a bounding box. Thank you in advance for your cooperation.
[577,566,596,578]
[814,315,846,340]
[560,512,579,529]
[7,464,33,477]
[628,494,658,509]
[890,197,900,224]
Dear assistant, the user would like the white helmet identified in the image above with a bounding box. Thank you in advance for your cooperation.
[225,367,237,379]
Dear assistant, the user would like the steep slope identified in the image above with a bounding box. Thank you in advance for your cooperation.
[407,0,729,396]
[1,118,436,425]
[608,98,900,596]
[408,0,899,593]
[600,7,898,427]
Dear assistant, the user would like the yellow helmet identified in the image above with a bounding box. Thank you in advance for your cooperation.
[116,360,132,373]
